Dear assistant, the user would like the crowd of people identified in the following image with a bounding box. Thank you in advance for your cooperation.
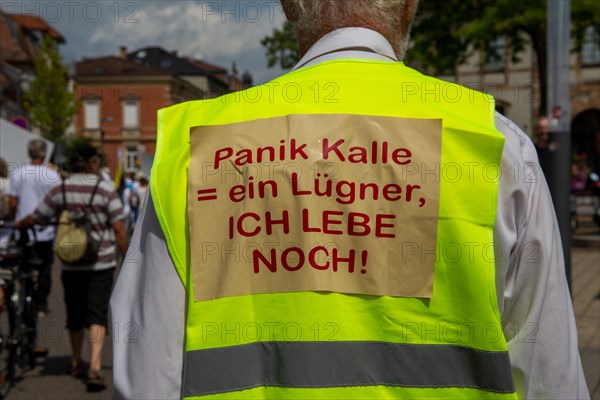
[115,172,149,234]
[0,141,143,392]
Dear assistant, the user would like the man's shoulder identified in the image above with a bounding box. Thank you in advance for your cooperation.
[64,175,117,200]
[14,164,61,182]
[42,164,61,176]
[66,174,100,189]
[98,180,117,196]
[41,165,61,184]
[495,112,538,163]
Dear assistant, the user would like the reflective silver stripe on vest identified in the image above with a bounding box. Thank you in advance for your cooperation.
[182,341,515,397]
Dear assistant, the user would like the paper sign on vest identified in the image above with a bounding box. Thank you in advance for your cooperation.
[188,114,441,301]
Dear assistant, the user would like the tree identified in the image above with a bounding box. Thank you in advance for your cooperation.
[23,35,78,143]
[261,2,600,115]
[406,0,600,115]
[261,21,300,69]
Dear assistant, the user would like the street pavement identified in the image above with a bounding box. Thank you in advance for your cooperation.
[5,262,113,400]
[3,229,600,399]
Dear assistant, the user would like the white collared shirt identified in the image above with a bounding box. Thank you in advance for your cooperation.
[293,27,397,70]
[111,28,589,400]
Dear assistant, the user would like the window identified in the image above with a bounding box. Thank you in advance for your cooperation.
[125,146,138,170]
[84,101,100,129]
[484,36,505,72]
[123,101,139,129]
[582,26,600,66]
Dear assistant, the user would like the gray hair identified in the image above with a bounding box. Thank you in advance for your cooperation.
[285,0,417,58]
[28,139,47,160]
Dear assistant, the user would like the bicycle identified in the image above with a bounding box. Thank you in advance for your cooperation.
[0,221,45,398]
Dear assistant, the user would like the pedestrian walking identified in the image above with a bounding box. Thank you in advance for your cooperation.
[17,143,128,392]
[7,140,60,317]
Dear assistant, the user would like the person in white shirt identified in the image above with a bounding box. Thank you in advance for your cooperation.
[7,139,60,316]
[110,1,588,399]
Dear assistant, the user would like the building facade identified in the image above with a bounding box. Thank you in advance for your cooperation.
[0,11,65,126]
[74,47,252,178]
[74,53,204,177]
[437,28,600,172]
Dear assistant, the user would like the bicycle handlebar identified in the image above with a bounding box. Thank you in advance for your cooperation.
[0,220,57,231]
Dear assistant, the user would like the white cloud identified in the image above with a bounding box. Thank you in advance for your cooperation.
[82,1,287,83]
[0,0,289,83]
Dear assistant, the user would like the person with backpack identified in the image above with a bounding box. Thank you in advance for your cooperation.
[16,143,128,392]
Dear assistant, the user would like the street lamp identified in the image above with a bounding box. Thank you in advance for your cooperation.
[547,0,572,288]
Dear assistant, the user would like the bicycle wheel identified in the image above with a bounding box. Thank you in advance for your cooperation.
[21,277,37,370]
[0,283,10,398]
[0,279,19,399]
[0,332,10,399]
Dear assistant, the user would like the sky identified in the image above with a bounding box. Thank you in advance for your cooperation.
[1,0,288,84]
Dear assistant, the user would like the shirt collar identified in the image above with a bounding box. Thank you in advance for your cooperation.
[293,27,398,71]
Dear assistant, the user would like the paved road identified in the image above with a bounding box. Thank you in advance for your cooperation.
[6,261,113,400]
[4,238,599,399]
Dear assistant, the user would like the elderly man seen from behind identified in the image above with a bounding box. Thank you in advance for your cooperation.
[111,1,588,399]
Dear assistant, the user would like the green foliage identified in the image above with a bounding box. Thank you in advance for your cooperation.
[261,2,599,114]
[261,21,300,70]
[407,0,598,68]
[23,35,78,143]
[572,1,600,52]
[406,0,548,73]
[405,1,483,75]
[263,2,599,72]
[63,135,92,155]
[53,135,93,171]
[406,0,599,113]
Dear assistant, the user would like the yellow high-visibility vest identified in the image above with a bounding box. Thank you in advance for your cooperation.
[151,59,518,399]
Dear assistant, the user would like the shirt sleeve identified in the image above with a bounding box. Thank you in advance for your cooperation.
[494,113,589,399]
[110,190,185,399]
[105,186,126,223]
[33,187,59,225]
[43,168,61,193]
[6,168,20,198]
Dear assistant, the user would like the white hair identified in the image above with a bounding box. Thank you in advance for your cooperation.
[285,0,417,58]
[28,139,47,160]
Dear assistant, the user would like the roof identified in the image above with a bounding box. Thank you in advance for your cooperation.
[189,58,227,74]
[8,14,64,42]
[0,12,65,65]
[0,13,29,62]
[76,56,167,76]
[128,47,208,76]
[186,58,230,86]
[75,46,251,94]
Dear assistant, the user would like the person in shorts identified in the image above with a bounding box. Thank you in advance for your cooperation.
[17,144,128,391]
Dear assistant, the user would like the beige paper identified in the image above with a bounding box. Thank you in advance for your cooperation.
[188,114,441,301]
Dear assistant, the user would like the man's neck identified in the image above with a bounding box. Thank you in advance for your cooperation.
[297,24,394,59]
[31,159,44,166]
